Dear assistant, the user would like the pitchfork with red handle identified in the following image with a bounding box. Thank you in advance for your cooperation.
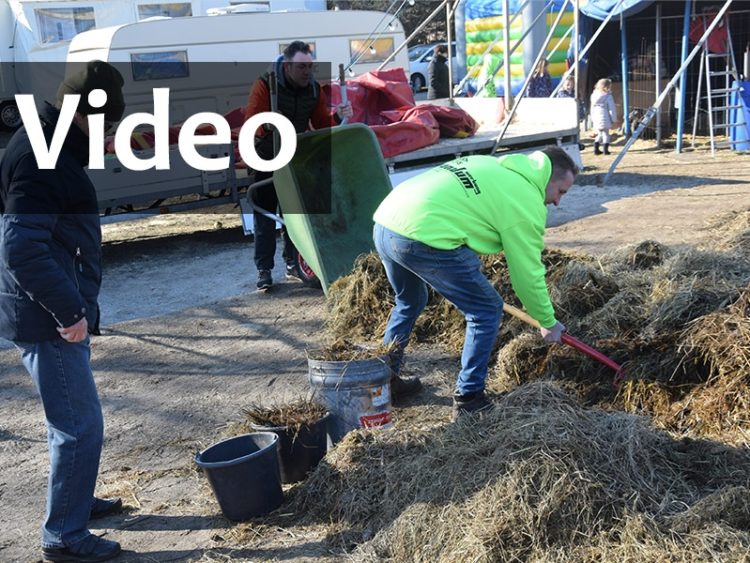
[502,303,625,388]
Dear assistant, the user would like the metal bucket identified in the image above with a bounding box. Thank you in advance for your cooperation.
[308,355,392,444]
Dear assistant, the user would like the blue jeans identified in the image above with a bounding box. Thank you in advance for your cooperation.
[373,224,503,395]
[15,338,103,549]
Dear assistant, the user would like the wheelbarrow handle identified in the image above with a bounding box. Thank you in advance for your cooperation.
[338,63,349,126]
[502,303,624,388]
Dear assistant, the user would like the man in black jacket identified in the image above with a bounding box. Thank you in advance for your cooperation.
[0,61,125,563]
[427,44,450,100]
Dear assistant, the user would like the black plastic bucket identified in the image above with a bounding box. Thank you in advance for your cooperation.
[252,413,330,484]
[195,432,283,521]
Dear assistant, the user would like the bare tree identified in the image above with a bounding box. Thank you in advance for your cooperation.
[326,0,447,44]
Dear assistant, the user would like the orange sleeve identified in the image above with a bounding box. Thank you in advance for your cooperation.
[244,79,271,137]
[310,84,340,130]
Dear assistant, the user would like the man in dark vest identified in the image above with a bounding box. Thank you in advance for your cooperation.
[244,40,352,290]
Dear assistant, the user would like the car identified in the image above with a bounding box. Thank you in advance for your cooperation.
[408,43,434,62]
[408,41,457,93]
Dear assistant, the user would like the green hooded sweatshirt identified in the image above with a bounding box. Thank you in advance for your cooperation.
[373,152,556,328]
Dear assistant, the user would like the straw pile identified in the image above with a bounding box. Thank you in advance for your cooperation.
[229,211,750,559]
[326,250,594,354]
[280,383,750,561]
[702,208,750,258]
[325,209,750,437]
[243,400,327,430]
[306,338,396,362]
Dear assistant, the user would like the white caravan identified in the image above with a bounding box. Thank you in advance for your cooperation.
[64,10,408,122]
[0,0,327,129]
[66,10,408,76]
[59,9,407,213]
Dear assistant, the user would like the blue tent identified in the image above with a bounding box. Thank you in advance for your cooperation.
[578,0,654,21]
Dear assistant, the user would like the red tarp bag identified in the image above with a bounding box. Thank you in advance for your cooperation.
[421,104,480,138]
[372,106,440,158]
[324,68,416,125]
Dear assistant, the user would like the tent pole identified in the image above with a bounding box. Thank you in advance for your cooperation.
[620,11,630,136]
[492,0,571,152]
[550,0,626,97]
[573,0,581,100]
[503,0,512,109]
[376,0,449,71]
[675,0,692,153]
[447,0,455,104]
[655,2,662,146]
[603,0,734,184]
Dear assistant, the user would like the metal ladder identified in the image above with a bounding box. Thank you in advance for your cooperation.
[691,14,747,155]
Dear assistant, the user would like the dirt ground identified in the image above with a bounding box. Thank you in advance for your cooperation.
[1,140,749,562]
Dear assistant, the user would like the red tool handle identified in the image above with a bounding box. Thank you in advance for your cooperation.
[561,333,623,374]
[562,334,625,389]
[503,303,625,387]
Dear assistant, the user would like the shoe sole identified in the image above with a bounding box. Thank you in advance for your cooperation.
[42,546,121,562]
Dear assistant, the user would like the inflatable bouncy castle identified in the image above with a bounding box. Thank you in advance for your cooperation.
[464,0,573,96]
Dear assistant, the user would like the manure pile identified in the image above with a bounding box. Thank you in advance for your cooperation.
[280,383,750,561]
[326,209,750,436]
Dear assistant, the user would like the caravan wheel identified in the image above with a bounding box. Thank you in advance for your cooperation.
[0,101,21,130]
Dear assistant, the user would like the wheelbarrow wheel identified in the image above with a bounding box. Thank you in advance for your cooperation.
[297,255,322,290]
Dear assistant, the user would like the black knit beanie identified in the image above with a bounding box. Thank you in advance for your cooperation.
[56,60,125,121]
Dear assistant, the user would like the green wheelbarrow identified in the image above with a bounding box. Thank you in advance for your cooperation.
[248,123,392,295]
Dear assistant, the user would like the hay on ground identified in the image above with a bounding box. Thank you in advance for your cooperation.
[274,383,750,561]
[700,208,750,257]
[325,235,750,437]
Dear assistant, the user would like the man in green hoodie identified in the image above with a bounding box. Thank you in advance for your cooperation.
[373,146,577,419]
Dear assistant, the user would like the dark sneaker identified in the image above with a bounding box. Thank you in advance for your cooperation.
[390,375,422,401]
[452,391,493,421]
[42,534,121,562]
[90,497,122,520]
[285,263,304,282]
[256,269,273,290]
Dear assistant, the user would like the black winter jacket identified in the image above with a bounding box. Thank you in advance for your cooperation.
[428,55,450,100]
[0,103,102,342]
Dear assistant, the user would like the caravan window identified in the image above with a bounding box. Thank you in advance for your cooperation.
[131,51,189,81]
[137,3,192,20]
[349,37,395,65]
[34,7,95,44]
